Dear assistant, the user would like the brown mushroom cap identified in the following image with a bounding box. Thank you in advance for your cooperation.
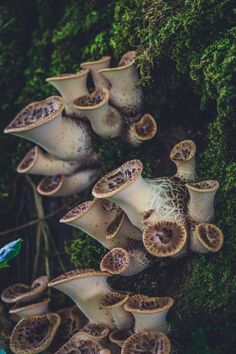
[170,140,196,162]
[143,221,187,257]
[92,159,143,198]
[124,295,174,314]
[37,175,63,196]
[79,322,110,341]
[9,294,50,315]
[186,180,219,193]
[118,51,136,67]
[109,328,133,347]
[17,146,38,173]
[100,248,130,275]
[194,223,224,252]
[130,114,157,141]
[1,276,49,304]
[121,331,171,354]
[60,199,97,223]
[73,88,109,108]
[48,269,110,287]
[4,96,64,134]
[106,210,125,239]
[10,313,61,354]
[100,291,130,309]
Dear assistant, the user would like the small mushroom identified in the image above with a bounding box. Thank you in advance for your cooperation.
[170,140,197,181]
[80,56,111,89]
[9,294,50,318]
[79,322,110,342]
[121,331,171,354]
[186,180,219,222]
[109,328,133,348]
[100,291,133,329]
[190,222,224,253]
[1,275,48,304]
[143,221,187,258]
[124,295,174,333]
[10,313,61,354]
[126,114,157,147]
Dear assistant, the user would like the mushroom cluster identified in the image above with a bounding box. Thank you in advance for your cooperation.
[4,52,157,198]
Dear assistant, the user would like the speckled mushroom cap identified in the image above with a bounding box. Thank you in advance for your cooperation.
[92,159,143,198]
[60,199,98,223]
[79,322,110,341]
[4,96,64,134]
[118,51,136,67]
[186,180,219,193]
[130,114,157,141]
[100,248,130,275]
[124,295,174,314]
[1,275,49,304]
[143,221,187,257]
[106,210,125,239]
[17,146,38,173]
[73,88,109,109]
[48,269,110,288]
[193,223,224,252]
[10,313,61,354]
[121,331,171,354]
[9,294,50,316]
[55,333,111,354]
[170,140,196,163]
[37,175,63,196]
[109,329,133,347]
[100,291,130,309]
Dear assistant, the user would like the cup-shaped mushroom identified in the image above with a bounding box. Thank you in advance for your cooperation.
[37,168,100,197]
[9,294,50,318]
[17,145,83,176]
[143,221,187,258]
[100,292,133,329]
[106,209,142,241]
[4,96,93,161]
[92,159,153,230]
[170,140,197,181]
[10,313,61,354]
[127,114,158,147]
[121,331,171,354]
[109,329,133,348]
[100,247,151,276]
[98,51,144,117]
[60,199,128,249]
[79,322,110,342]
[186,180,220,222]
[48,269,114,327]
[190,222,224,253]
[73,88,123,139]
[46,70,89,117]
[124,295,174,333]
[80,56,111,89]
[55,332,111,354]
[1,275,48,304]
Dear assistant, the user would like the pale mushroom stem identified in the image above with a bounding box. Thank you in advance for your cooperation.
[170,140,197,181]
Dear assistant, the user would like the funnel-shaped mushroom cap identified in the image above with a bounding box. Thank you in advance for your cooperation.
[186,180,219,192]
[128,114,157,146]
[191,223,224,253]
[121,331,171,354]
[109,329,133,348]
[79,322,110,342]
[4,96,64,134]
[48,269,110,287]
[143,221,187,257]
[106,210,142,241]
[170,139,196,180]
[10,313,61,354]
[80,56,111,89]
[100,248,130,275]
[101,291,130,309]
[1,275,48,304]
[55,333,111,354]
[124,295,174,314]
[118,51,137,66]
[9,294,50,318]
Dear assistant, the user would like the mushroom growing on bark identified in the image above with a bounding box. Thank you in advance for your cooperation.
[78,322,110,343]
[170,140,197,181]
[9,294,50,318]
[109,328,133,348]
[124,294,174,333]
[126,114,157,147]
[121,331,171,354]
[190,222,224,253]
[80,56,111,89]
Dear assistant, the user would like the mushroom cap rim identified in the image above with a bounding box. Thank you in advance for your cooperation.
[46,69,89,82]
[48,269,111,287]
[124,295,174,314]
[73,88,110,111]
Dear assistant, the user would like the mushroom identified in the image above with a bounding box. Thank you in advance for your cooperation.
[92,159,153,230]
[143,221,187,258]
[121,331,171,354]
[106,209,142,241]
[170,140,197,181]
[10,313,61,354]
[37,168,101,197]
[100,246,151,276]
[9,294,50,318]
[1,275,48,304]
[55,332,111,354]
[79,322,110,343]
[186,180,219,222]
[98,51,144,117]
[60,199,129,249]
[80,56,111,89]
[100,291,133,329]
[190,222,224,253]
[126,114,157,147]
[73,88,123,139]
[48,269,114,327]
[109,328,133,348]
[46,70,89,117]
[124,295,174,333]
[4,96,93,161]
